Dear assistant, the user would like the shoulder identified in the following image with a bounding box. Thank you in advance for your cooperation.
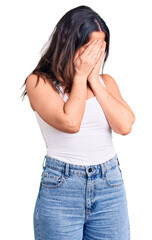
[26,74,55,98]
[25,73,49,89]
[25,74,57,112]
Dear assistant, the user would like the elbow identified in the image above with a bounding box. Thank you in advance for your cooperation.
[68,120,80,133]
[121,114,136,136]
[121,127,132,135]
[72,124,80,133]
[112,116,135,136]
[64,114,80,133]
[121,123,133,135]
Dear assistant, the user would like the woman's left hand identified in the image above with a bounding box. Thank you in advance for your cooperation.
[87,41,106,84]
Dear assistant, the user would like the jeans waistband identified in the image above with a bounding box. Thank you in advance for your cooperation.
[42,153,120,178]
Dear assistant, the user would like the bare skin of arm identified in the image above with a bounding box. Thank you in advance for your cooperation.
[26,73,87,134]
[26,40,102,134]
[89,74,135,135]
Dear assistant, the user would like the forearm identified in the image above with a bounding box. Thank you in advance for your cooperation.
[63,74,87,130]
[90,80,134,135]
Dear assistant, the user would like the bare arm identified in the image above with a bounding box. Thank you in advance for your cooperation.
[26,73,87,134]
[26,40,102,134]
[63,74,87,131]
[89,76,135,135]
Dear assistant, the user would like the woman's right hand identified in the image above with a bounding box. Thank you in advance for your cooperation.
[73,39,103,79]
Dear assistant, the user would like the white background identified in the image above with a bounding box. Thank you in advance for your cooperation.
[1,0,152,239]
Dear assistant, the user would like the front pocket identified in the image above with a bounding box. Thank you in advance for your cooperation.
[105,164,124,187]
[41,167,65,189]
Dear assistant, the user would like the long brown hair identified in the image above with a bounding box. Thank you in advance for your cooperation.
[20,5,110,100]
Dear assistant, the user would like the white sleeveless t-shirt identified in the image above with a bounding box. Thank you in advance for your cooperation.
[34,75,116,166]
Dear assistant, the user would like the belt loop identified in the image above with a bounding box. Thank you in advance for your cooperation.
[100,163,104,178]
[42,155,46,169]
[64,163,69,178]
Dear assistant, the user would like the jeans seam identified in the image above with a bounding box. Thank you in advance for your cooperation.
[34,196,41,240]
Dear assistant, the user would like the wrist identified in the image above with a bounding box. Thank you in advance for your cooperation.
[74,73,87,82]
[88,75,99,81]
[89,78,100,88]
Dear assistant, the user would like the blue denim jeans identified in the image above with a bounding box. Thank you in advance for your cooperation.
[33,153,130,239]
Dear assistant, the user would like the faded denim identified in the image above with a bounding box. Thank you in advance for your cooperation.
[33,153,130,239]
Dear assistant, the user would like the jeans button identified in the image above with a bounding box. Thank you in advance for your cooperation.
[88,167,92,172]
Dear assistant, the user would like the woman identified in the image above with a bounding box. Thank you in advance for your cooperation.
[21,5,135,240]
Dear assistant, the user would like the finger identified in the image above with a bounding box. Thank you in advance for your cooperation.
[75,39,97,59]
[88,40,103,57]
[84,39,95,48]
[83,40,99,55]
[98,43,106,62]
[98,41,106,56]
[80,40,99,57]
[93,42,105,64]
[90,41,103,60]
[93,50,102,66]
[95,48,103,62]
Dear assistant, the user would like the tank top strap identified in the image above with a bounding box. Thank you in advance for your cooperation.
[57,84,69,102]
[53,80,64,97]
[99,75,106,87]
